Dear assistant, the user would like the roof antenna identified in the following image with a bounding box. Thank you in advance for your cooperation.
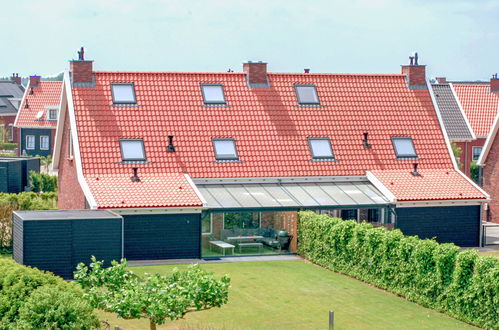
[363,132,371,148]
[131,167,140,182]
[77,47,85,61]
[411,163,420,176]
[167,135,175,152]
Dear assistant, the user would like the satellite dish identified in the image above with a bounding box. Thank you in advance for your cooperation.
[36,110,44,120]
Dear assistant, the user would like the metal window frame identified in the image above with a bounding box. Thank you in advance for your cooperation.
[26,135,35,150]
[201,83,227,105]
[40,135,50,150]
[295,84,320,105]
[212,138,239,160]
[119,138,147,161]
[201,213,213,235]
[308,137,335,160]
[391,137,418,158]
[48,108,58,121]
[472,146,482,161]
[111,83,137,105]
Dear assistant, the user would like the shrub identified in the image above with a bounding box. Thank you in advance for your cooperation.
[0,258,99,328]
[0,142,17,150]
[470,161,479,184]
[298,211,499,329]
[29,171,57,192]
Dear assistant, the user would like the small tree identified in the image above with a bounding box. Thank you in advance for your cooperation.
[451,142,463,169]
[75,257,230,330]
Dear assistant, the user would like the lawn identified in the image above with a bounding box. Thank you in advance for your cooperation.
[478,250,499,259]
[98,260,475,329]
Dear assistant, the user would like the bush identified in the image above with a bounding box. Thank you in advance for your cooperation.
[0,192,57,250]
[29,171,57,192]
[0,258,99,328]
[0,142,17,150]
[470,161,479,184]
[298,211,499,329]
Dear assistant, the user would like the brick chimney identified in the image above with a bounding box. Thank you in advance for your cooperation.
[436,77,447,84]
[70,60,93,84]
[29,75,41,88]
[11,73,21,85]
[243,61,269,88]
[401,52,426,89]
[491,73,499,93]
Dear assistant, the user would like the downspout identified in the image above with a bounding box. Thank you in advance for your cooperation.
[479,202,484,247]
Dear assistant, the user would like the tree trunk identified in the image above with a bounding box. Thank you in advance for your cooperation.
[149,319,157,330]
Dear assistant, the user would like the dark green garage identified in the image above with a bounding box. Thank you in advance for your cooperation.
[13,210,123,279]
[123,213,201,260]
[395,206,480,247]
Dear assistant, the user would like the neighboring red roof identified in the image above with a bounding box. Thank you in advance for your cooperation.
[15,81,62,128]
[369,169,486,201]
[85,173,202,209]
[72,72,454,179]
[452,83,499,137]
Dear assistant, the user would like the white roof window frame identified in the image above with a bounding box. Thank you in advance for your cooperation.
[48,108,58,121]
[111,83,137,105]
[119,138,147,161]
[308,137,335,160]
[391,137,418,159]
[295,84,320,105]
[212,138,239,161]
[201,83,227,105]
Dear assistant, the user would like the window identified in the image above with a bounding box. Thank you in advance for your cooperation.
[26,135,35,150]
[472,147,482,161]
[7,124,13,142]
[367,209,380,223]
[201,84,226,104]
[295,84,320,105]
[223,212,260,229]
[212,138,238,160]
[202,214,212,234]
[119,139,146,161]
[308,138,334,159]
[341,209,358,220]
[40,136,49,150]
[111,83,136,104]
[48,109,58,121]
[392,137,417,158]
[68,130,74,158]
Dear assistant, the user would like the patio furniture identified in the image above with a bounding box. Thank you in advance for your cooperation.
[209,240,235,256]
[221,228,280,248]
[226,235,264,244]
[278,235,293,252]
[238,242,263,253]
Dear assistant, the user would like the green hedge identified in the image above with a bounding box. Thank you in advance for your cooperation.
[29,171,58,192]
[298,211,499,329]
[0,257,99,328]
[0,142,17,150]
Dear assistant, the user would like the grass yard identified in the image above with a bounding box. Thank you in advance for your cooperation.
[98,260,475,329]
[478,250,499,259]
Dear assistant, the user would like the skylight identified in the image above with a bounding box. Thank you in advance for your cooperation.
[295,85,320,105]
[111,83,136,104]
[308,138,334,159]
[119,139,146,161]
[392,137,417,158]
[213,138,238,160]
[201,84,226,104]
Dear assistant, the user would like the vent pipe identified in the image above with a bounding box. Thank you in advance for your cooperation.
[411,163,420,176]
[304,68,310,73]
[131,168,140,182]
[167,135,175,152]
[363,132,371,148]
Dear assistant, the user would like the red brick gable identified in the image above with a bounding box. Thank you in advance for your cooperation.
[71,72,454,179]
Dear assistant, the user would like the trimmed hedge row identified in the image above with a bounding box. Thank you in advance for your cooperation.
[298,211,499,329]
[0,257,99,328]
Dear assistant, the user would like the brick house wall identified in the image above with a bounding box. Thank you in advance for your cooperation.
[482,135,499,223]
[456,138,486,177]
[57,104,87,209]
[1,115,18,144]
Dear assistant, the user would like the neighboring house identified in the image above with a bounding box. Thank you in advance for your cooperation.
[0,74,24,144]
[432,77,499,176]
[476,76,499,223]
[53,53,488,263]
[14,76,62,157]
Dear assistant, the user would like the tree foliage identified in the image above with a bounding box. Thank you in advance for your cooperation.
[298,211,499,329]
[75,257,231,330]
[451,142,463,169]
[29,170,57,192]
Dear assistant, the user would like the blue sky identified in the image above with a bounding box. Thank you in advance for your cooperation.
[1,0,498,80]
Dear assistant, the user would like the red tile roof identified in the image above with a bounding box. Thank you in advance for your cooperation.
[452,83,499,137]
[15,81,62,128]
[85,173,202,209]
[72,72,454,179]
[369,169,486,201]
